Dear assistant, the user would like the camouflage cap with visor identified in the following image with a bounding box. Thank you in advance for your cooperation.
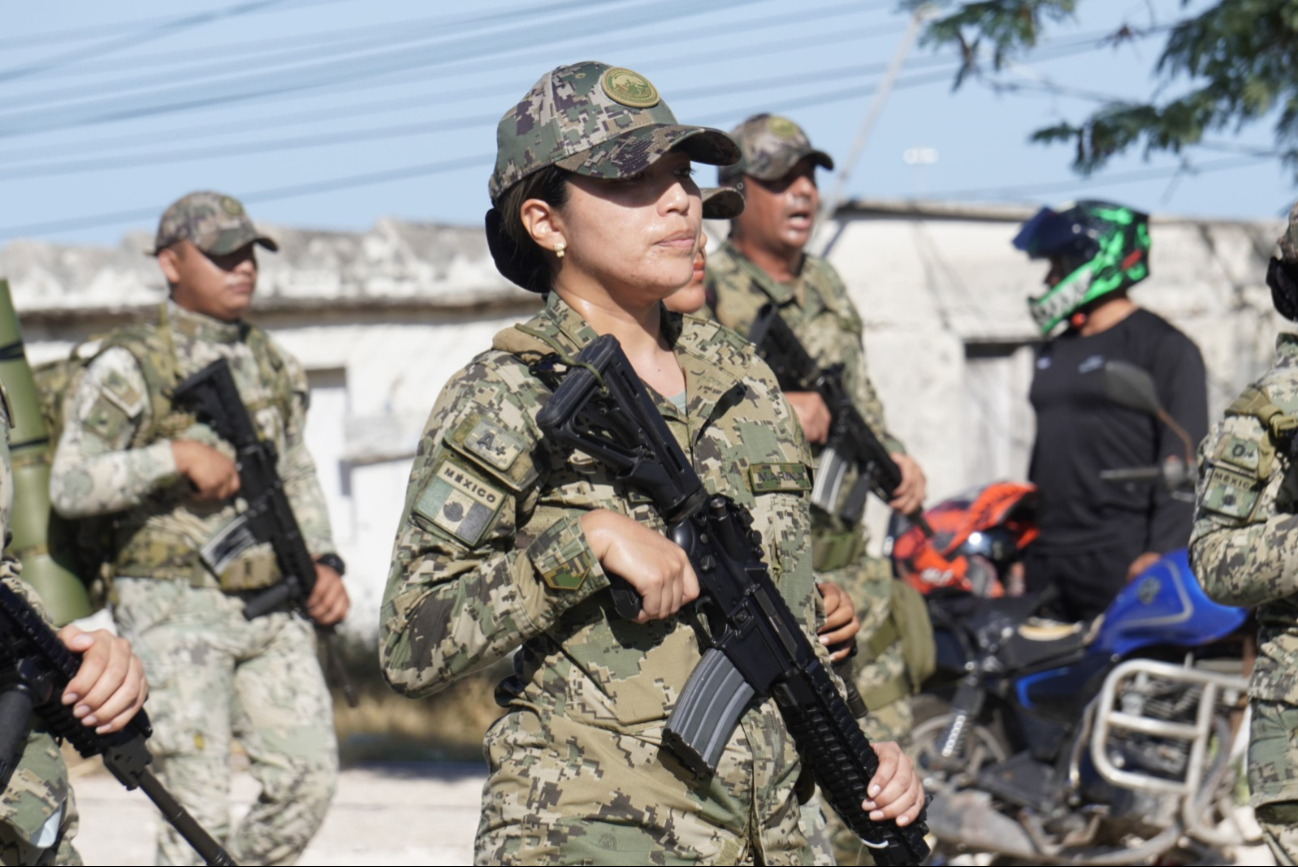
[701,186,744,220]
[152,191,278,256]
[717,113,834,184]
[488,61,740,202]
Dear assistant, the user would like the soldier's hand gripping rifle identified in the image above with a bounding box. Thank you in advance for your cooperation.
[534,336,930,867]
[749,303,932,537]
[172,359,357,707]
[0,582,236,865]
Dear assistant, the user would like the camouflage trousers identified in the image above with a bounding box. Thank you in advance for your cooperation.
[1249,699,1298,866]
[113,579,338,866]
[476,704,816,865]
[804,697,914,867]
[0,790,80,866]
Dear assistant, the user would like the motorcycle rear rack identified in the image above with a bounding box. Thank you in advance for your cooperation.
[1090,657,1253,847]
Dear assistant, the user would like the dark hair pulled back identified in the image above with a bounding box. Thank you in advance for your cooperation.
[485,166,571,293]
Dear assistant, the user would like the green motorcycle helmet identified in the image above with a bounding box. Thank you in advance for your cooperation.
[1013,200,1151,334]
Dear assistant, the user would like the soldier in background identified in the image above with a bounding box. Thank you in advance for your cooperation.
[49,192,347,866]
[705,114,931,865]
[1190,203,1298,865]
[0,391,149,865]
[706,117,928,727]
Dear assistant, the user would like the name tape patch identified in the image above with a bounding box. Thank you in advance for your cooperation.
[749,462,811,494]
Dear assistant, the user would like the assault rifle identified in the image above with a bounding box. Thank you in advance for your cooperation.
[749,303,932,537]
[173,359,356,707]
[534,335,930,866]
[0,581,236,865]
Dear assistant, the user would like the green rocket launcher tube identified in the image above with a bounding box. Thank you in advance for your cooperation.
[0,279,91,625]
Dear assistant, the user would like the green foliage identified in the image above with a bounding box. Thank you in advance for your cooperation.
[909,0,1298,176]
[909,0,1077,82]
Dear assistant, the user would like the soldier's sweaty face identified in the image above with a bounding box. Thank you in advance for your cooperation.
[160,240,258,322]
[735,157,819,257]
[540,151,703,308]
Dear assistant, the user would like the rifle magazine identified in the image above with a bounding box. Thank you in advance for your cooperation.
[811,449,849,515]
[663,648,755,777]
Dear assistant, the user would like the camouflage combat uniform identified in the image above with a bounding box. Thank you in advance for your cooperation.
[0,396,81,866]
[1190,332,1298,865]
[704,114,927,866]
[381,293,841,865]
[49,194,338,866]
[706,242,916,740]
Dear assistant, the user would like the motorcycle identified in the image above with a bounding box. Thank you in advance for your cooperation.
[911,361,1259,864]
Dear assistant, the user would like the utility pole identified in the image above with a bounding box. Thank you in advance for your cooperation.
[813,8,927,254]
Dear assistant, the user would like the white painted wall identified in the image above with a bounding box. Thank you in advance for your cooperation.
[5,203,1285,638]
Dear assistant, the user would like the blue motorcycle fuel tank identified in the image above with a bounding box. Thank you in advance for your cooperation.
[1090,549,1246,657]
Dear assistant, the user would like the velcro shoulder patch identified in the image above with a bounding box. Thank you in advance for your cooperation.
[99,367,146,417]
[412,457,509,547]
[1199,434,1268,521]
[444,413,538,490]
[748,462,812,493]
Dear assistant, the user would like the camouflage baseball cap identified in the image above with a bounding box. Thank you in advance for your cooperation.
[701,186,744,220]
[152,191,278,256]
[717,114,834,184]
[488,61,740,202]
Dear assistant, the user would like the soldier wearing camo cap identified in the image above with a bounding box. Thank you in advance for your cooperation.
[0,388,149,865]
[379,61,923,864]
[704,113,932,865]
[1190,202,1298,865]
[50,191,347,865]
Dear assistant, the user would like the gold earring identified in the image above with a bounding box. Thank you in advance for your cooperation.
[554,242,566,259]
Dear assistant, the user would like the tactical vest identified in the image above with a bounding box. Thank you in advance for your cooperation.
[1223,383,1298,513]
[101,305,295,582]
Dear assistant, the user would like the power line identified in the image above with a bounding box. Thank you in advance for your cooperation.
[0,0,296,85]
[0,0,355,49]
[924,155,1271,202]
[0,0,757,138]
[0,154,493,241]
[0,67,968,242]
[0,60,936,180]
[0,0,616,109]
[0,23,900,165]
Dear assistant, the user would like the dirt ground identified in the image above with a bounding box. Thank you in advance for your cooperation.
[71,763,484,866]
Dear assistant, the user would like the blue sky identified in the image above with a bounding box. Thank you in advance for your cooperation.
[1,0,1289,247]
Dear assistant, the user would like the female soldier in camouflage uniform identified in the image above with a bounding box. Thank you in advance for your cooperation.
[379,62,921,865]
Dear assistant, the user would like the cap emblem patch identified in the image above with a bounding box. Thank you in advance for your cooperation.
[601,67,659,109]
[219,196,244,216]
[767,116,799,138]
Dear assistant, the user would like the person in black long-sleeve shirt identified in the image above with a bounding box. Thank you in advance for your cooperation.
[1013,201,1208,620]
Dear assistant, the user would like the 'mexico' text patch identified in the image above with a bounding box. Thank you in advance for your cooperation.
[748,462,812,493]
[414,459,506,546]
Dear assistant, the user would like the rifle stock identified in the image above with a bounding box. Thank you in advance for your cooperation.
[172,359,357,707]
[749,303,933,538]
[0,582,236,865]
[534,335,930,866]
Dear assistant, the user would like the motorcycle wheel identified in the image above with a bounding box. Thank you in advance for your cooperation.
[911,693,1011,792]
